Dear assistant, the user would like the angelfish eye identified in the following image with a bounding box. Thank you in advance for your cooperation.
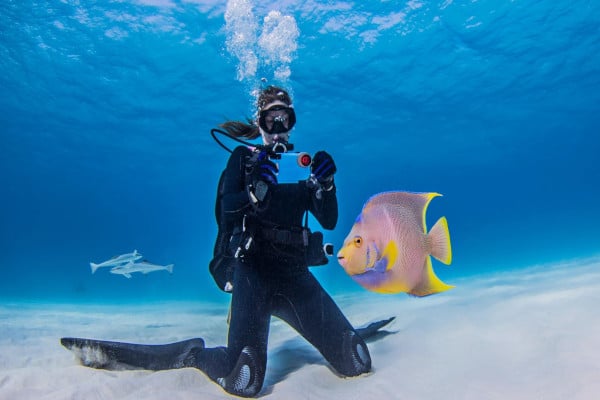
[353,236,362,247]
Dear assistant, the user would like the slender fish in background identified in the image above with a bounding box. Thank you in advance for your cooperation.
[90,250,142,274]
[110,260,174,279]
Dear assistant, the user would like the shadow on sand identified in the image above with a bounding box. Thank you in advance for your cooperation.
[261,318,398,395]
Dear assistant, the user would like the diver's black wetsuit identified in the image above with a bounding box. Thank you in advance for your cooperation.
[198,145,371,396]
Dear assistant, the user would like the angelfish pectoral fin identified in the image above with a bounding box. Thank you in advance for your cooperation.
[371,240,398,273]
[382,240,398,271]
[409,257,454,297]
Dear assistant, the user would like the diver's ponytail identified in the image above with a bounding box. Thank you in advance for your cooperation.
[219,120,260,140]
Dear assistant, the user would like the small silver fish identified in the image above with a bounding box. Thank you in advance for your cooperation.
[90,250,142,274]
[337,191,453,296]
[110,260,174,279]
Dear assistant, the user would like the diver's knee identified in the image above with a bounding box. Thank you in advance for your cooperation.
[338,330,371,377]
[216,346,265,398]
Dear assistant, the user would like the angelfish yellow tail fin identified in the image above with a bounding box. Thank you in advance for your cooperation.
[428,216,452,265]
[410,258,455,297]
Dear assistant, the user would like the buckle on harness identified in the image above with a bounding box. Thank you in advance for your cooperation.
[234,215,254,258]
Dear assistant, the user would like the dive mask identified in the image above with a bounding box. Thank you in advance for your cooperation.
[258,105,296,134]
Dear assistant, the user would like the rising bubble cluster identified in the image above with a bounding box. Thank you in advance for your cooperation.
[225,0,299,84]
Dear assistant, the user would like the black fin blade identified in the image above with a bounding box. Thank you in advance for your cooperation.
[60,337,204,370]
[355,317,396,341]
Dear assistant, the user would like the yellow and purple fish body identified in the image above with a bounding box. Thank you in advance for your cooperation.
[337,191,453,297]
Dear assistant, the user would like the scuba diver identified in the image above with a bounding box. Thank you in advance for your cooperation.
[203,85,374,396]
[61,85,392,398]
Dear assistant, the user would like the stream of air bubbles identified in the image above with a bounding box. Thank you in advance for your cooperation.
[224,0,299,96]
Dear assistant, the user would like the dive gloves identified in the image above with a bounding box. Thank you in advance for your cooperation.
[245,150,278,206]
[311,151,337,191]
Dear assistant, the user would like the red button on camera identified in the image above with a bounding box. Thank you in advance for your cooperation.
[297,153,312,167]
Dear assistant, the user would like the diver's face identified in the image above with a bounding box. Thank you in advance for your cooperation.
[258,101,295,145]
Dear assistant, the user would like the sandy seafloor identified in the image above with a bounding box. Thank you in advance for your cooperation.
[1,257,599,400]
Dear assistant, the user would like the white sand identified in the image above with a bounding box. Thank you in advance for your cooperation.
[1,256,599,399]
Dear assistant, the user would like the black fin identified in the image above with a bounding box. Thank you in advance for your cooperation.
[60,337,204,370]
[355,317,396,341]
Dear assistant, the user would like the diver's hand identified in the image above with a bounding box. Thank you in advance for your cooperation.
[311,151,336,190]
[245,151,278,204]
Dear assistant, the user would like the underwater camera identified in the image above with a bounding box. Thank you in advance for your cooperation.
[258,142,313,184]
[274,152,312,184]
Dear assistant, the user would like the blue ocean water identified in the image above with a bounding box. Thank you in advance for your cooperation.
[1,0,599,303]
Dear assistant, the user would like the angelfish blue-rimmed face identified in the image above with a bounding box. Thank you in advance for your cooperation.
[337,213,381,275]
